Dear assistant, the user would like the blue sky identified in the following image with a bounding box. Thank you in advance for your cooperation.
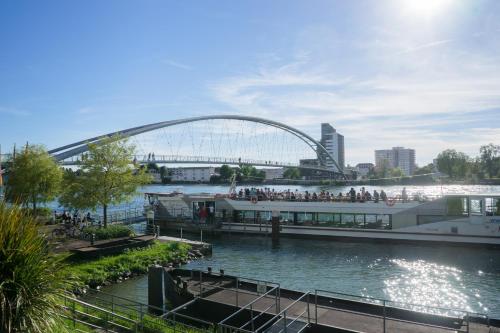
[1,0,500,165]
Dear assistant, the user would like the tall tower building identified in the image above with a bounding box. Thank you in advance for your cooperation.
[320,123,345,172]
[375,147,416,176]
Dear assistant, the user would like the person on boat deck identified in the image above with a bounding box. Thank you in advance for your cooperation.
[338,192,343,202]
[380,190,388,202]
[312,192,318,201]
[402,187,408,202]
[373,190,380,203]
[361,187,366,199]
[356,193,362,202]
[365,191,372,201]
[349,188,356,202]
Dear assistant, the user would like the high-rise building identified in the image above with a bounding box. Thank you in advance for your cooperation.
[320,123,345,172]
[375,147,416,176]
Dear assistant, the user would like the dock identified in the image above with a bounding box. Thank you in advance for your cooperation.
[157,235,212,255]
[149,268,496,333]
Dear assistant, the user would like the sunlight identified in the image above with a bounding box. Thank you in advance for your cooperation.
[402,0,454,17]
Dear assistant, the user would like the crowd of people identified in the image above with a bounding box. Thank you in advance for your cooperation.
[236,187,411,203]
[56,210,95,229]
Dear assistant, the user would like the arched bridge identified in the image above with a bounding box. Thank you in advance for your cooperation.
[50,115,345,177]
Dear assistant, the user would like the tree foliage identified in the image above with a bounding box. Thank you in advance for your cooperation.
[5,145,62,212]
[219,164,234,181]
[414,163,434,175]
[237,165,265,182]
[436,149,471,179]
[479,143,500,178]
[283,167,301,179]
[60,136,151,227]
[0,203,70,332]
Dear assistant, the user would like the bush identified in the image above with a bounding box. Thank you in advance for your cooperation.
[83,224,134,240]
[0,203,71,333]
[64,241,190,288]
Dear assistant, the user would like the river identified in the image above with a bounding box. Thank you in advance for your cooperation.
[93,184,500,318]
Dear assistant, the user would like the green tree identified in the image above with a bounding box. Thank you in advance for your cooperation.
[389,168,404,178]
[283,167,301,179]
[479,143,500,178]
[436,149,470,179]
[0,203,71,332]
[6,145,62,213]
[60,136,151,227]
[414,163,434,175]
[219,164,234,181]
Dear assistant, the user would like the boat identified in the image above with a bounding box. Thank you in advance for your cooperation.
[144,191,500,246]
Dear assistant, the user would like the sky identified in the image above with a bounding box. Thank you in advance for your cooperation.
[1,0,500,166]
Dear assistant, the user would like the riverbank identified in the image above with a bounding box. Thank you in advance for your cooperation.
[59,240,199,290]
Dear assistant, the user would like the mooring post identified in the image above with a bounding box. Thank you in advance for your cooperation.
[383,300,386,333]
[271,210,280,243]
[148,265,166,314]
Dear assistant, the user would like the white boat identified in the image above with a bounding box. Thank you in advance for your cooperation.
[146,192,500,246]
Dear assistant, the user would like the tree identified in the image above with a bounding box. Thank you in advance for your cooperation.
[219,164,234,181]
[414,163,434,175]
[479,143,500,178]
[6,145,62,213]
[283,167,301,179]
[60,136,151,227]
[0,203,71,332]
[389,168,404,178]
[436,149,470,179]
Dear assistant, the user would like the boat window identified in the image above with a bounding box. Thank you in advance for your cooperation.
[470,199,483,216]
[485,198,500,216]
[446,197,468,216]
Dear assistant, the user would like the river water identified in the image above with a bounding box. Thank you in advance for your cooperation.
[95,184,500,318]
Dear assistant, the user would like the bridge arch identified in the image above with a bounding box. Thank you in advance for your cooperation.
[49,115,344,174]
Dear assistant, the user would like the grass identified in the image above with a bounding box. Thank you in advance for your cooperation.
[63,241,190,288]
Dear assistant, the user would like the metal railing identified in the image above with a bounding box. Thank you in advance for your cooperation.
[257,292,311,333]
[74,290,213,333]
[314,289,488,333]
[218,285,280,332]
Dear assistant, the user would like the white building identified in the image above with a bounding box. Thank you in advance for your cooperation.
[261,168,284,180]
[375,147,416,176]
[355,163,374,178]
[170,167,217,182]
[320,123,345,172]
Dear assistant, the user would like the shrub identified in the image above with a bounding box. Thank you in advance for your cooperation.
[83,224,134,240]
[65,241,190,288]
[0,203,72,333]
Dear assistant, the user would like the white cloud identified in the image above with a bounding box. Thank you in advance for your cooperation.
[209,30,500,165]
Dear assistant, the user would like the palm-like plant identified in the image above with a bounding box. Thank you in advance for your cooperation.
[0,203,70,332]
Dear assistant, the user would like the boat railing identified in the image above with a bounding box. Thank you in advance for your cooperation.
[314,289,488,333]
[229,194,442,204]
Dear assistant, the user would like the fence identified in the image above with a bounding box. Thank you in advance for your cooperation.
[64,290,213,333]
[314,289,489,333]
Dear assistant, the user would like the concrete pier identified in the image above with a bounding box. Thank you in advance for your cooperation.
[156,235,212,255]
